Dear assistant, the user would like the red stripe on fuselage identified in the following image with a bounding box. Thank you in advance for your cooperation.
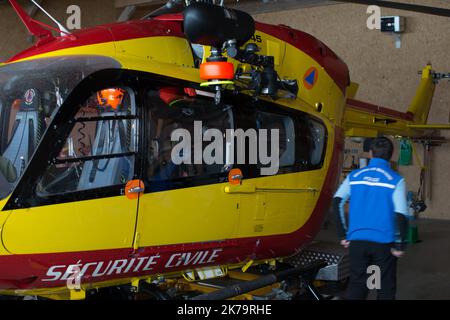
[347,98,414,121]
[7,19,185,63]
[0,127,344,292]
[7,17,349,96]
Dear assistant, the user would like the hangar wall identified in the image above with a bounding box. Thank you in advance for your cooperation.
[0,1,448,219]
[0,0,151,62]
[254,1,450,220]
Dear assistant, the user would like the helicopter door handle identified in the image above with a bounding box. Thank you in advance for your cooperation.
[224,184,256,194]
[125,180,145,200]
[129,187,145,194]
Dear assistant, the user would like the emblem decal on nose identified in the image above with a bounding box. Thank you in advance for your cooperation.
[303,67,318,90]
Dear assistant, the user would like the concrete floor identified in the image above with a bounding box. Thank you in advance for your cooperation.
[317,217,450,300]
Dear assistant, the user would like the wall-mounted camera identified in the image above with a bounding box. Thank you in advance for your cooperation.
[381,16,405,33]
[380,16,405,48]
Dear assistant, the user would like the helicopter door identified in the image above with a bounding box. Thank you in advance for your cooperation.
[233,100,327,238]
[133,87,238,249]
[1,87,141,255]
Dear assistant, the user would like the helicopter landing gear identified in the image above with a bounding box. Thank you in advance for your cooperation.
[138,282,171,300]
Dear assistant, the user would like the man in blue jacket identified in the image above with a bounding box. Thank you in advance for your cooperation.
[333,137,409,300]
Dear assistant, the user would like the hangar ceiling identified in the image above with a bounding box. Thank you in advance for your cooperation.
[116,0,337,19]
[114,0,449,21]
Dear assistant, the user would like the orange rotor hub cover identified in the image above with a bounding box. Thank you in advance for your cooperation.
[200,61,234,80]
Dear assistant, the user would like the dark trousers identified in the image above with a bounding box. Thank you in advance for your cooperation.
[346,240,398,300]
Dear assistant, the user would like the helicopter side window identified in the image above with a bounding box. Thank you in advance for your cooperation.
[295,115,327,170]
[308,118,326,166]
[144,87,233,188]
[256,110,296,171]
[36,87,138,196]
[253,102,327,174]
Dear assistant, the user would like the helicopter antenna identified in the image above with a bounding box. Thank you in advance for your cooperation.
[29,0,70,35]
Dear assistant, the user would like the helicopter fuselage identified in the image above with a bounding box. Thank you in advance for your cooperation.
[0,15,348,298]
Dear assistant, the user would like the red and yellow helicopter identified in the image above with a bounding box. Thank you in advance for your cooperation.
[0,0,447,300]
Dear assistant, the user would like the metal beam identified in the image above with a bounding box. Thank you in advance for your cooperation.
[118,5,137,21]
[115,0,338,14]
[28,0,43,17]
[115,0,166,8]
[26,0,44,44]
[228,0,337,15]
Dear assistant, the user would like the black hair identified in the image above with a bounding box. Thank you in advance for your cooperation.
[370,137,394,161]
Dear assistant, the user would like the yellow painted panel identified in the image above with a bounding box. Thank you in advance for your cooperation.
[116,36,194,67]
[236,169,325,237]
[266,39,283,66]
[1,196,137,254]
[347,82,359,99]
[137,183,239,246]
[137,118,335,245]
[280,43,340,120]
[407,65,436,124]
[345,127,378,138]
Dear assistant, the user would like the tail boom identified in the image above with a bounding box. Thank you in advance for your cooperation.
[343,65,442,138]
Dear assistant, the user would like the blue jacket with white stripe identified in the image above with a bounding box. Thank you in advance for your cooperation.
[334,158,409,244]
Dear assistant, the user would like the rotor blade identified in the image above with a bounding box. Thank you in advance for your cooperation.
[334,0,450,17]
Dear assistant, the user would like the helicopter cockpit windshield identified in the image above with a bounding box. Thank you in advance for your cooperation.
[0,55,121,200]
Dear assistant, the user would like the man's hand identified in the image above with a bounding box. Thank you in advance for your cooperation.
[391,248,405,258]
[340,239,350,248]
